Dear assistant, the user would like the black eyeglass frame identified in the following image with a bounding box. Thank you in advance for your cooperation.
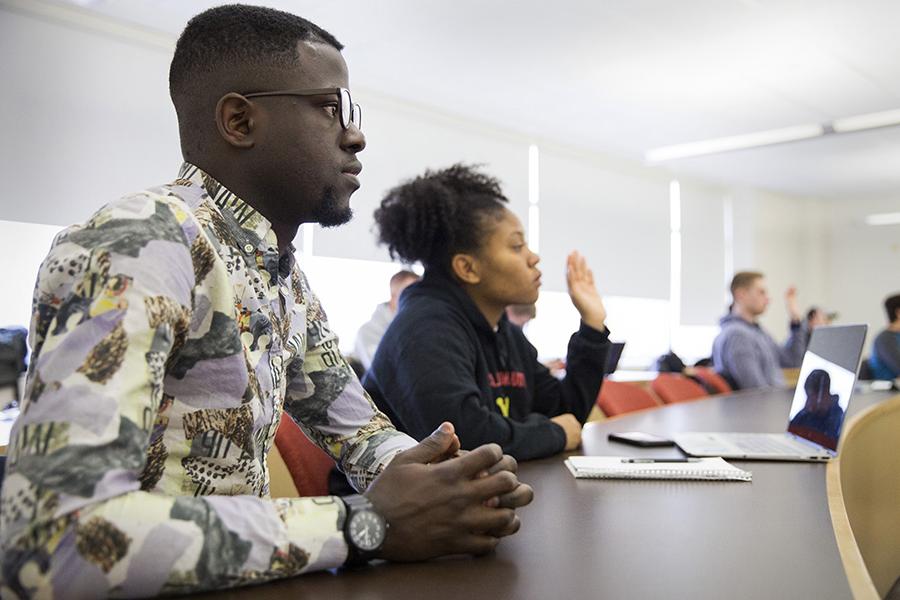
[243,87,362,131]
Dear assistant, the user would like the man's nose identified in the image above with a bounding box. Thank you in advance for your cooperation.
[341,124,366,153]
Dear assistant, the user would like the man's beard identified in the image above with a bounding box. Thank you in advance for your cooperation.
[314,186,353,228]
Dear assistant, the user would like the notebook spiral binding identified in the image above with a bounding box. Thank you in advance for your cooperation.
[583,468,751,481]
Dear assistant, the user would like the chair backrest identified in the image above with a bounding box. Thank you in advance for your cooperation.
[827,394,900,599]
[267,442,299,498]
[650,373,708,404]
[272,413,335,497]
[597,380,661,417]
[691,367,733,395]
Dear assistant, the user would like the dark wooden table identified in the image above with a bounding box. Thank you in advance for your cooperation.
[202,387,897,600]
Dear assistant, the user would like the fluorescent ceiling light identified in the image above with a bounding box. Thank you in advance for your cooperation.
[646,124,824,163]
[646,106,900,163]
[864,212,900,226]
[832,109,900,133]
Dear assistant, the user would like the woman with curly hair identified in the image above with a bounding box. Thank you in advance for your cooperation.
[363,164,612,460]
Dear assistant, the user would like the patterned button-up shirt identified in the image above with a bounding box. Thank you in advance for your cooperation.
[0,163,416,598]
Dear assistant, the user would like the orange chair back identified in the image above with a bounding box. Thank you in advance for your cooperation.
[273,413,335,497]
[597,380,661,417]
[651,373,708,404]
[692,367,733,395]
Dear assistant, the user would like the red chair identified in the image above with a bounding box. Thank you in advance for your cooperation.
[274,413,335,497]
[597,380,662,417]
[691,367,733,395]
[651,373,708,404]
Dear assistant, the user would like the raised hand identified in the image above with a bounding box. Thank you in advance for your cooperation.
[785,286,801,322]
[365,422,534,562]
[566,251,606,331]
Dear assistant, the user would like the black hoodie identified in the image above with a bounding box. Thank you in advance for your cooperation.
[363,270,611,460]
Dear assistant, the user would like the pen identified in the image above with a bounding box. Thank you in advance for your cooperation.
[621,458,701,463]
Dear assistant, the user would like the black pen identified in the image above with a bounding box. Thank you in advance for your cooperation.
[621,458,701,463]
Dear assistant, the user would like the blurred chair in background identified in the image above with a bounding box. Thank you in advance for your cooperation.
[651,373,708,404]
[597,380,662,417]
[690,367,733,395]
[271,413,335,497]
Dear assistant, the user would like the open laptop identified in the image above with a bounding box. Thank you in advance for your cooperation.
[604,342,626,376]
[674,324,867,461]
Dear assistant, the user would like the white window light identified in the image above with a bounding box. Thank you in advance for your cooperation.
[723,195,734,306]
[669,181,682,349]
[528,144,540,205]
[528,205,540,253]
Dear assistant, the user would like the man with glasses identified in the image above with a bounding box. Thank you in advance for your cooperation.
[0,5,531,598]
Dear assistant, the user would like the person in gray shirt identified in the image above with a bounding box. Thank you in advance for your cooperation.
[712,271,806,389]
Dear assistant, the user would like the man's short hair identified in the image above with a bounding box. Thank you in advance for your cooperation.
[730,271,764,297]
[885,293,900,323]
[169,4,342,110]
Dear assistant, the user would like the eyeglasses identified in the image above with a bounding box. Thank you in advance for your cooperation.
[243,87,362,131]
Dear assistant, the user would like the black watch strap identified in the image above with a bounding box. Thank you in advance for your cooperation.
[341,495,385,567]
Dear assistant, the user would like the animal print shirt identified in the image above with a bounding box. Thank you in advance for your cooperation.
[0,163,417,598]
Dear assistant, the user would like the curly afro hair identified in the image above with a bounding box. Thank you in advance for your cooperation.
[374,164,510,273]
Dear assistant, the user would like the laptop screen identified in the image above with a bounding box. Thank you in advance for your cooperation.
[786,325,867,451]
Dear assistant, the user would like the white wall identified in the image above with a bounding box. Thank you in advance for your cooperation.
[0,8,178,227]
[823,196,900,347]
[539,147,671,298]
[2,4,893,367]
[313,92,531,262]
[729,188,830,338]
[680,180,727,326]
[0,220,64,329]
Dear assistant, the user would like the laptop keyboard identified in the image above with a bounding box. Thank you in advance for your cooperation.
[729,434,808,454]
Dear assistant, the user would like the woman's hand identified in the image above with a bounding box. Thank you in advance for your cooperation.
[566,251,606,331]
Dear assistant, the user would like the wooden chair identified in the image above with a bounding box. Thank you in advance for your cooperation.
[269,413,335,498]
[690,367,733,395]
[597,380,662,417]
[827,394,900,599]
[267,442,299,498]
[650,373,708,404]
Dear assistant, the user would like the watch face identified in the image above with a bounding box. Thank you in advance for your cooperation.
[348,510,385,552]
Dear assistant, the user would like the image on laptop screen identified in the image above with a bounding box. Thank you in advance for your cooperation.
[786,351,856,452]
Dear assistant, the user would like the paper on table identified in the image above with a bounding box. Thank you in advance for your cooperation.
[565,456,751,482]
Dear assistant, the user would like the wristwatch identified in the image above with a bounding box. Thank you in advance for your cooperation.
[341,494,387,567]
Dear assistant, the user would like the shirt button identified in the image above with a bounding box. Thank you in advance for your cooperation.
[244,244,255,253]
[272,356,282,366]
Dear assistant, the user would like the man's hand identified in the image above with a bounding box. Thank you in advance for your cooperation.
[785,286,801,322]
[566,251,606,331]
[365,423,534,562]
[550,413,582,451]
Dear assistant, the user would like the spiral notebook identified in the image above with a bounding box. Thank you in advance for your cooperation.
[565,456,752,482]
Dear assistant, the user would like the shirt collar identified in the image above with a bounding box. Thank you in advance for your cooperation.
[177,162,295,279]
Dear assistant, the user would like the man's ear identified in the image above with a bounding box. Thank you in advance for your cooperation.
[215,93,256,149]
[451,253,481,285]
